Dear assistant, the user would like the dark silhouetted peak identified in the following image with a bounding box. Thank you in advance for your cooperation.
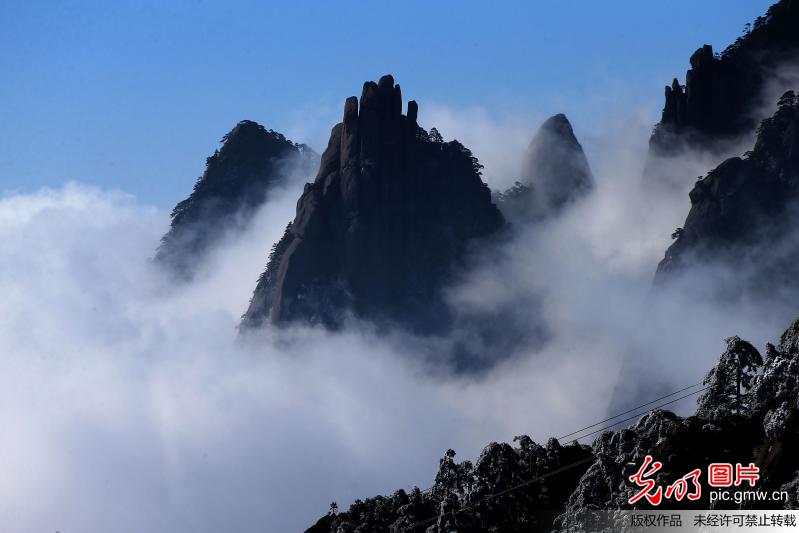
[241,75,504,334]
[645,0,799,184]
[495,113,593,223]
[654,91,799,294]
[522,114,593,209]
[154,120,317,277]
[535,113,571,135]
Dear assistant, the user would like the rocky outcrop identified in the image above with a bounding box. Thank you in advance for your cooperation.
[306,439,593,533]
[241,76,504,334]
[645,0,799,185]
[556,318,799,530]
[654,90,799,295]
[495,114,593,224]
[155,120,317,277]
[305,317,799,532]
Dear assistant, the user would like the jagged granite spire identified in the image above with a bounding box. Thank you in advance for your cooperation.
[522,113,594,209]
[494,113,593,223]
[241,75,504,333]
[645,0,799,185]
[654,90,799,294]
[154,120,317,277]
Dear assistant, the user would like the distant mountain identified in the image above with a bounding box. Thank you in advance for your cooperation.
[305,317,799,531]
[154,120,317,277]
[645,0,799,185]
[495,113,593,224]
[240,75,504,335]
[654,90,799,297]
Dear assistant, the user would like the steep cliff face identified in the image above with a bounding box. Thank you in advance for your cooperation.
[305,318,799,532]
[645,0,799,184]
[241,76,504,334]
[495,114,593,224]
[654,90,799,293]
[155,120,317,277]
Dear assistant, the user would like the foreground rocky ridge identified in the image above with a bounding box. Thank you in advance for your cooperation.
[155,120,317,277]
[307,318,799,532]
[645,0,799,185]
[241,75,504,335]
[558,321,799,531]
[307,439,593,533]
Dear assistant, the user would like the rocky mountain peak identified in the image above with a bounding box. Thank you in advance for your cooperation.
[535,112,570,134]
[154,120,317,277]
[645,0,799,185]
[522,113,593,209]
[241,75,504,334]
[494,113,593,223]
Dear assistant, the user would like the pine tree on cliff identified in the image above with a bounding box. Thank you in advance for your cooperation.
[697,336,763,418]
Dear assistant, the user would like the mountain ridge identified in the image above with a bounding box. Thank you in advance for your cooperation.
[155,120,317,277]
[654,89,799,298]
[644,0,799,186]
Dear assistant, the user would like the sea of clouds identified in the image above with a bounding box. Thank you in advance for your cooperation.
[1,102,795,532]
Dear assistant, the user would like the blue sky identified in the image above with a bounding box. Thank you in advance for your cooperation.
[0,0,774,206]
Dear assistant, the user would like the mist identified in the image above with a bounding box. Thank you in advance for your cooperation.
[440,102,793,407]
[1,96,795,533]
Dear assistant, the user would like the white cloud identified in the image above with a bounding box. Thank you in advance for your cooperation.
[421,103,540,191]
[1,96,795,532]
[0,183,621,532]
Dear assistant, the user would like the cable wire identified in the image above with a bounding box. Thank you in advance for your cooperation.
[563,386,708,442]
[557,382,703,440]
[398,383,709,531]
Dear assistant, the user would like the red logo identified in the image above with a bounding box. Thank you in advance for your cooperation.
[708,463,733,487]
[627,456,760,505]
[628,455,664,505]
